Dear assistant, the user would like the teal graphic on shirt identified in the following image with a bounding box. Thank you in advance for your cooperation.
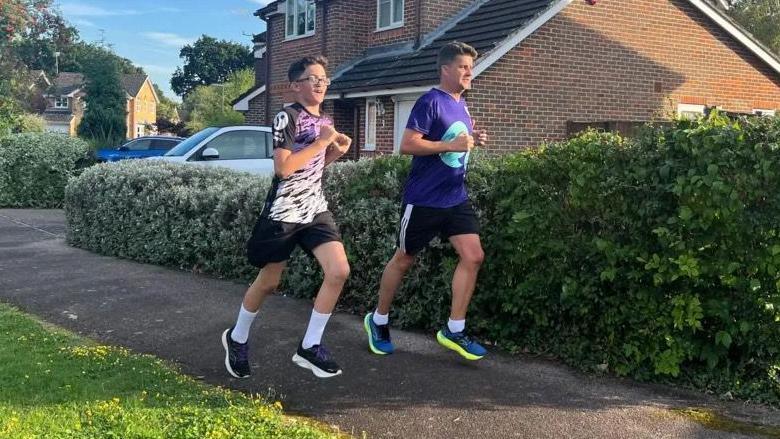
[439,121,471,168]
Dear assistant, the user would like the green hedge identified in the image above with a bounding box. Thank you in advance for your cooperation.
[0,132,92,208]
[65,161,266,279]
[65,114,780,403]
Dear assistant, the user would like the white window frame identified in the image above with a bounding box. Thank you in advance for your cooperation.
[364,99,377,151]
[376,0,404,31]
[753,109,776,117]
[677,103,706,120]
[54,97,69,109]
[285,0,316,40]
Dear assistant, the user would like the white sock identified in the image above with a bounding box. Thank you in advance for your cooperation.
[231,305,258,344]
[372,310,389,326]
[302,309,331,349]
[447,318,465,334]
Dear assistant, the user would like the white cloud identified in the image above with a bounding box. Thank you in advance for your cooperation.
[141,64,175,75]
[59,2,140,16]
[142,32,196,48]
[72,18,96,27]
[248,0,274,5]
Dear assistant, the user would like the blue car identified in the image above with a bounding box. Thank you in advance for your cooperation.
[96,136,185,162]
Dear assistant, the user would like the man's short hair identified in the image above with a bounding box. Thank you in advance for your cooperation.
[437,41,478,72]
[288,56,329,82]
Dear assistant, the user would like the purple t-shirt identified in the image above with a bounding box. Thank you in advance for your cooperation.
[402,88,473,208]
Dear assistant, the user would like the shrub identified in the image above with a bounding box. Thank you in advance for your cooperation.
[0,132,92,208]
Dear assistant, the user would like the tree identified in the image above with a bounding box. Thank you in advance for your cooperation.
[182,68,253,132]
[153,83,179,122]
[170,35,252,96]
[727,0,780,55]
[77,53,126,147]
[58,42,145,76]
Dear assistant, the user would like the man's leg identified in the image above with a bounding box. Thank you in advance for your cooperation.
[376,248,416,315]
[435,228,487,360]
[448,233,484,322]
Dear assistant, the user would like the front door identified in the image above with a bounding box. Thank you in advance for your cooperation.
[393,95,420,154]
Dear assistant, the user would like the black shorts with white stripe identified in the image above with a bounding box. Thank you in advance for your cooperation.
[396,201,480,255]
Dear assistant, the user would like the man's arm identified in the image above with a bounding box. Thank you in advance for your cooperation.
[400,129,473,156]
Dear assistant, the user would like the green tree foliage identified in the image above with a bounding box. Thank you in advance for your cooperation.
[182,68,253,132]
[76,53,127,147]
[170,35,252,96]
[728,0,780,55]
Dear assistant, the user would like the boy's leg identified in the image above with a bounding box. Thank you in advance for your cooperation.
[292,212,348,378]
[233,262,287,342]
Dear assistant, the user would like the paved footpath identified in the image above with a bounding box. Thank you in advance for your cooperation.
[1,209,779,439]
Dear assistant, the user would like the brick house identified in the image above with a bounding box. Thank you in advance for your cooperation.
[42,73,159,139]
[233,0,780,156]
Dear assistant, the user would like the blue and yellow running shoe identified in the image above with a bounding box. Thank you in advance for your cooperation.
[364,312,394,355]
[436,327,487,360]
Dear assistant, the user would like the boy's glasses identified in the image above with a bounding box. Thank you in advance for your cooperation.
[295,76,331,86]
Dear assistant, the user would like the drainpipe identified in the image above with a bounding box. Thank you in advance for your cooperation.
[321,0,329,57]
[264,20,272,125]
[352,102,361,160]
[414,0,422,49]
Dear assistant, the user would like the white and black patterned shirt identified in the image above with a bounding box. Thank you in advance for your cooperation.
[263,103,329,224]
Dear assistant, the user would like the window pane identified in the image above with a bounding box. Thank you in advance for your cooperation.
[366,102,377,146]
[378,0,391,28]
[286,0,295,36]
[307,1,315,32]
[297,0,306,35]
[127,139,153,151]
[393,0,403,24]
[204,131,268,160]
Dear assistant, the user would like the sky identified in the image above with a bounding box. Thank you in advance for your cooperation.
[54,0,273,101]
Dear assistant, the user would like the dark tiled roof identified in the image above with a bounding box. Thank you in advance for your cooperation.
[120,74,148,97]
[48,72,149,97]
[51,72,84,95]
[329,0,555,93]
[42,111,75,123]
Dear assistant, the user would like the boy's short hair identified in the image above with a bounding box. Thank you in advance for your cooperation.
[288,56,329,82]
[437,41,478,72]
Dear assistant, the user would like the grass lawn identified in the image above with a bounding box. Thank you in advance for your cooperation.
[0,303,342,439]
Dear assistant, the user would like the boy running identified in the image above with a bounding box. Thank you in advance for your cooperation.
[223,55,352,379]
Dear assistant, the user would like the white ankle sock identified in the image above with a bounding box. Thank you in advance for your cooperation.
[231,305,258,344]
[302,309,331,349]
[447,318,465,334]
[372,310,389,326]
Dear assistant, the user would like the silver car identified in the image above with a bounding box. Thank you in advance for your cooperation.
[151,126,274,176]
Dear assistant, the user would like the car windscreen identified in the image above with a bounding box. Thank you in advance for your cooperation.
[164,128,218,157]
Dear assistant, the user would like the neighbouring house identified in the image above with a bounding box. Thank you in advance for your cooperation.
[41,72,159,139]
[233,0,780,157]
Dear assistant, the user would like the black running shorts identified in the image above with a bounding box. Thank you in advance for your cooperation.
[246,210,342,268]
[396,200,480,255]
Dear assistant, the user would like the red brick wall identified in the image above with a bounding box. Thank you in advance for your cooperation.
[467,0,780,151]
[245,94,266,126]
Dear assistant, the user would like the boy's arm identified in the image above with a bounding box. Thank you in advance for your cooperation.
[271,110,338,179]
[324,133,351,166]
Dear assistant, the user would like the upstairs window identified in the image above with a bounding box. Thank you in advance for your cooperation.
[377,0,403,30]
[54,97,69,109]
[286,0,315,39]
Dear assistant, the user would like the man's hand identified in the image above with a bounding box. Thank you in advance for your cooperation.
[474,129,488,147]
[449,132,475,152]
[318,124,339,144]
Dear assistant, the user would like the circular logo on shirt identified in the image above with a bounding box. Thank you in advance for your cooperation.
[274,111,289,131]
[439,121,470,168]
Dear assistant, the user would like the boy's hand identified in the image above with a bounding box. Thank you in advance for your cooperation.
[319,125,339,144]
[333,133,352,154]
